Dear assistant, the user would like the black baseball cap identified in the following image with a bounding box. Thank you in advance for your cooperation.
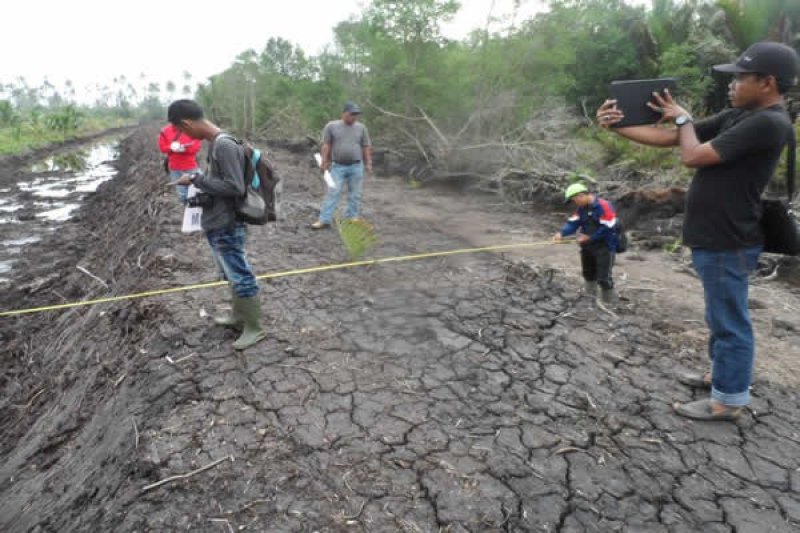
[343,101,361,114]
[713,41,800,87]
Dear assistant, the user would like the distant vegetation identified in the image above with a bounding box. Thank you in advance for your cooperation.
[196,0,799,191]
[0,71,196,155]
[198,0,799,135]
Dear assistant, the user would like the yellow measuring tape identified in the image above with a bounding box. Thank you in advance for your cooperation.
[0,240,564,318]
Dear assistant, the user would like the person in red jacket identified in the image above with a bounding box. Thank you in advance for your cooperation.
[158,123,202,203]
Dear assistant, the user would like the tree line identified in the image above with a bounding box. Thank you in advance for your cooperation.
[193,0,798,195]
[0,72,197,154]
[197,0,800,138]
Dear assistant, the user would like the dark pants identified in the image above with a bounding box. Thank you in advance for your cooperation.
[580,244,614,290]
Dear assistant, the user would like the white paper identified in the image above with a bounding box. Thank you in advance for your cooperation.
[322,170,335,189]
[314,152,335,189]
[181,184,203,233]
[273,179,283,220]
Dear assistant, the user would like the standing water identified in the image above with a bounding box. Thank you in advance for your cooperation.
[0,137,120,283]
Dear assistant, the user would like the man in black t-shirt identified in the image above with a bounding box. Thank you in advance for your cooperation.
[597,42,799,421]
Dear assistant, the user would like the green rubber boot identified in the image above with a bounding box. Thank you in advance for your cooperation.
[232,295,266,350]
[584,281,598,299]
[601,288,618,305]
[214,288,242,329]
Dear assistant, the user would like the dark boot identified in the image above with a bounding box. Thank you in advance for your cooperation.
[232,295,266,350]
[214,287,242,329]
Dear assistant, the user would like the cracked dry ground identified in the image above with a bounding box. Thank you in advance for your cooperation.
[1,127,800,532]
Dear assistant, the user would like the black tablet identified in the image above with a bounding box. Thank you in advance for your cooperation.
[608,78,678,128]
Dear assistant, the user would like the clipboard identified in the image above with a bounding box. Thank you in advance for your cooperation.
[608,78,678,128]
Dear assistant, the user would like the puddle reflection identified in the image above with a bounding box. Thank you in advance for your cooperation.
[0,136,121,277]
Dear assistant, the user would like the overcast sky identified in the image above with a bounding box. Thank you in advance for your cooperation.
[0,0,648,100]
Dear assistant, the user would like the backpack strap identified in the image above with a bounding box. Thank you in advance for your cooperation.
[212,132,239,150]
[209,132,241,162]
[250,149,262,189]
[211,133,260,189]
[787,126,796,202]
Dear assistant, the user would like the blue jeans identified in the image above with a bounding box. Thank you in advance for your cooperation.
[206,224,259,298]
[170,169,199,204]
[319,162,364,223]
[691,246,761,406]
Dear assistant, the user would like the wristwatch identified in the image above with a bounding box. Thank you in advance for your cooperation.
[675,115,693,127]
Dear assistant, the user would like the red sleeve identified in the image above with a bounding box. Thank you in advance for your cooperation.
[158,129,171,154]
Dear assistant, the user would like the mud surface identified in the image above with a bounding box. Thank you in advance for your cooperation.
[0,136,122,283]
[1,126,799,532]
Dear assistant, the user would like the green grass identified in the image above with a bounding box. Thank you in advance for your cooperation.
[0,116,133,156]
[336,218,378,261]
[664,238,683,254]
[582,127,681,171]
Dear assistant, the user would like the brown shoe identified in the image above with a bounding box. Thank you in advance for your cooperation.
[677,371,712,389]
[673,399,743,421]
[310,221,331,230]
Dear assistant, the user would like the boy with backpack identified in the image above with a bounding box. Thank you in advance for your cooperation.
[553,182,621,304]
[168,99,266,350]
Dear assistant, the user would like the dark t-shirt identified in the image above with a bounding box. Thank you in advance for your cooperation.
[683,105,793,250]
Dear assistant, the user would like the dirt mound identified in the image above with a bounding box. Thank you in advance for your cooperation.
[1,127,799,532]
[0,124,183,531]
[614,187,686,250]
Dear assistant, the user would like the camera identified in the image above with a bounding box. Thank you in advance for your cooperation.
[187,193,213,208]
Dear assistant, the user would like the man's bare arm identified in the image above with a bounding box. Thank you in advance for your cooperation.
[363,146,373,173]
[614,125,680,147]
[647,90,722,168]
[321,143,332,171]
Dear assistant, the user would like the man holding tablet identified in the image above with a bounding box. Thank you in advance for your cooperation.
[597,42,799,421]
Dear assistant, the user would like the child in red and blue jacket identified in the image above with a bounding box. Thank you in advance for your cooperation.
[553,183,619,303]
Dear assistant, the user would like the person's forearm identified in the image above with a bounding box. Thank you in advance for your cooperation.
[589,225,611,243]
[677,124,704,167]
[561,221,579,237]
[192,174,244,197]
[321,143,331,166]
[613,125,679,147]
[193,158,245,197]
[363,146,372,167]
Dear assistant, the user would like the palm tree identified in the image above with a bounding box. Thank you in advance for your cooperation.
[713,0,800,50]
[166,80,176,101]
[65,79,75,102]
